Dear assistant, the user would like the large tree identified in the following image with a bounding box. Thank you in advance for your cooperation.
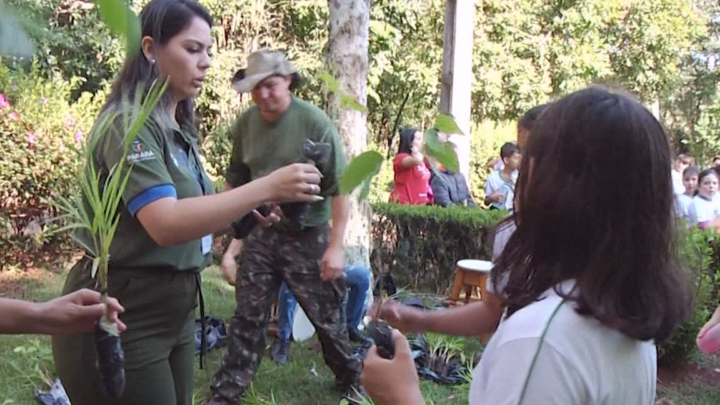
[326,0,371,267]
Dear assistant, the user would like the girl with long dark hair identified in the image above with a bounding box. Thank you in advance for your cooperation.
[389,127,432,205]
[361,87,691,405]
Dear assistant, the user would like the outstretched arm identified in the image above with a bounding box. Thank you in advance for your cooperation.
[0,289,126,336]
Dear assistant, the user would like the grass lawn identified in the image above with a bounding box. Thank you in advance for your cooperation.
[0,265,718,405]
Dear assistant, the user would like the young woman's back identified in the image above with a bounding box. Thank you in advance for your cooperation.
[358,87,691,405]
[471,282,656,405]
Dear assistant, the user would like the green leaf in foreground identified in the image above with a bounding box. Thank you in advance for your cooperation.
[97,0,141,56]
[319,71,340,92]
[340,93,368,112]
[434,113,464,136]
[425,127,459,173]
[339,151,384,195]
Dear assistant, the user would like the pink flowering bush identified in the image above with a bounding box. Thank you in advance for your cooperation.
[0,64,104,266]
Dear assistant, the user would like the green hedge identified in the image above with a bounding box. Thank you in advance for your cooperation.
[370,203,720,367]
[370,203,507,293]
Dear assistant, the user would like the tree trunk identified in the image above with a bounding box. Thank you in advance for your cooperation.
[326,0,371,268]
[439,0,475,181]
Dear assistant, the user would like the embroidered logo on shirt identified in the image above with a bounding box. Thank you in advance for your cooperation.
[126,141,155,163]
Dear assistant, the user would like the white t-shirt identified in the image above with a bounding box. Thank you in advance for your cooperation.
[470,282,657,405]
[672,170,685,195]
[485,171,518,210]
[675,194,692,219]
[688,194,720,225]
[486,221,516,294]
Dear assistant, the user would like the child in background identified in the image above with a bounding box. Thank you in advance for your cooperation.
[489,104,549,171]
[688,169,720,229]
[671,154,693,195]
[484,142,520,211]
[675,166,699,220]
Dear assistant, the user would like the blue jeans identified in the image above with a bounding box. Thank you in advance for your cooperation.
[276,265,372,340]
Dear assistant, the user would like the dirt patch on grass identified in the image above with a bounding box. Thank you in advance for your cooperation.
[0,267,52,299]
[0,253,76,300]
[658,352,720,389]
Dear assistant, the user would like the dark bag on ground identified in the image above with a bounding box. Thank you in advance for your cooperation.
[195,316,229,355]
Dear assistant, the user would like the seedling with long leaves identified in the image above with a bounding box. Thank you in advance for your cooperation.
[49,79,168,397]
[364,277,396,359]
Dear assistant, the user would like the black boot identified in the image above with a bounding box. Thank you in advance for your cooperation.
[269,338,290,365]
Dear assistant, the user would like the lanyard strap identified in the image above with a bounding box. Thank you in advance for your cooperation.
[516,299,566,405]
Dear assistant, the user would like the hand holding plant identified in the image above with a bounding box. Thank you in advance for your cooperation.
[262,163,323,202]
[360,329,425,405]
[368,300,425,334]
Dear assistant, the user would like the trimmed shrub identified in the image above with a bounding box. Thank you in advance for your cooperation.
[369,204,720,367]
[370,202,507,293]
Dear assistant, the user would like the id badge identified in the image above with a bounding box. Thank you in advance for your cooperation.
[201,234,213,255]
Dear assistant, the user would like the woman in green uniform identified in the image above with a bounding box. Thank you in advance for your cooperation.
[51,1,323,404]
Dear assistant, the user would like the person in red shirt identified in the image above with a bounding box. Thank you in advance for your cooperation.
[390,127,432,205]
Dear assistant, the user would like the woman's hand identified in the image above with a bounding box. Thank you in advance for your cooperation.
[252,203,283,227]
[221,252,238,286]
[368,300,426,334]
[264,163,323,203]
[361,329,426,405]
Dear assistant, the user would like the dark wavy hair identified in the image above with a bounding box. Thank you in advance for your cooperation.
[398,127,418,155]
[493,87,690,343]
[100,0,212,130]
[518,103,549,131]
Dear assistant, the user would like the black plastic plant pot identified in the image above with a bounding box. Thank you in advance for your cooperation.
[365,320,395,359]
[231,204,271,239]
[279,202,309,226]
[94,322,126,398]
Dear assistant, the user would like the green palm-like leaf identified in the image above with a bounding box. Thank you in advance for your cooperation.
[96,0,141,56]
[434,113,464,136]
[339,151,384,196]
[424,128,459,173]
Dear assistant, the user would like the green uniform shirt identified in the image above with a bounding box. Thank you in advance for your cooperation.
[74,113,216,271]
[225,97,346,227]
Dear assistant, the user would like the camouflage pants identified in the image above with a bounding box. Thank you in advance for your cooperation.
[211,224,361,403]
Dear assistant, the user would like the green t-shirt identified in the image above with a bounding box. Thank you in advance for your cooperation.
[74,113,216,271]
[225,97,346,227]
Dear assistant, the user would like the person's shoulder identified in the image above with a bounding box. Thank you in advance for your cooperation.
[487,170,502,182]
[292,98,333,125]
[394,153,410,164]
[238,105,261,123]
[497,287,655,361]
[95,108,166,144]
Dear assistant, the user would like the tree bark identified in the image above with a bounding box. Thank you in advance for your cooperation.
[326,0,371,267]
[439,0,475,181]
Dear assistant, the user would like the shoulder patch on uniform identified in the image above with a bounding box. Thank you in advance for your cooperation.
[126,140,156,163]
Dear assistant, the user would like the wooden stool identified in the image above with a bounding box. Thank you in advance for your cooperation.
[447,259,493,345]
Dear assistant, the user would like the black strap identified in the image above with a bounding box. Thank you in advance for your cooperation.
[195,273,207,369]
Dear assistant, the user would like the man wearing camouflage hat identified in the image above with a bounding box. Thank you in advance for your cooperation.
[208,49,363,404]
